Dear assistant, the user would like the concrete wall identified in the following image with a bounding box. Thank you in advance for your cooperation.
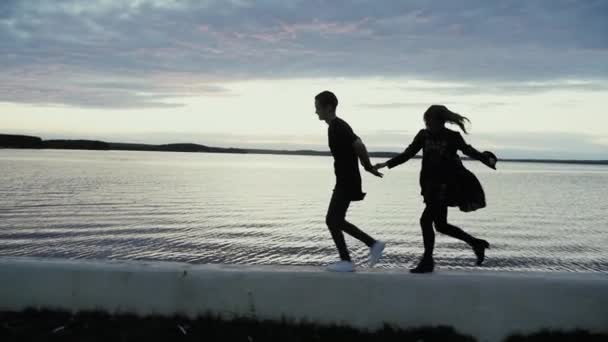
[1,257,607,342]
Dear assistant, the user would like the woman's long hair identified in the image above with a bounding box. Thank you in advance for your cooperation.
[424,105,470,134]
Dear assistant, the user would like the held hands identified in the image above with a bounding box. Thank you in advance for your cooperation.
[363,162,388,178]
[374,162,388,170]
[365,165,383,178]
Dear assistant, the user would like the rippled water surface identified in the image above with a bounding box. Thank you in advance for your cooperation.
[1,149,607,272]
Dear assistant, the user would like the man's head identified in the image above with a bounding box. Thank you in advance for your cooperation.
[315,90,338,121]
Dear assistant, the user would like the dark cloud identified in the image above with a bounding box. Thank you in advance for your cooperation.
[1,0,607,108]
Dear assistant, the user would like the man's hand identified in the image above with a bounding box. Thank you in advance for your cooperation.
[353,138,384,178]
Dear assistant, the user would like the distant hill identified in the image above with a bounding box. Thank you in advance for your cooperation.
[0,135,246,154]
[44,139,110,150]
[1,133,607,165]
[0,134,43,148]
[109,142,212,153]
[109,142,246,154]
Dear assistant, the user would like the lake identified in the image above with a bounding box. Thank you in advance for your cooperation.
[1,149,606,273]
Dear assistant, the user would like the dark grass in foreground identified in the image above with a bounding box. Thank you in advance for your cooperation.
[1,309,607,342]
[2,309,474,342]
[505,330,608,342]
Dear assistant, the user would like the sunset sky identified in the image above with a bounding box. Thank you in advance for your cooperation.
[1,0,607,159]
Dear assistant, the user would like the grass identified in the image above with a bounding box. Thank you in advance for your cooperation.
[1,309,606,342]
[0,309,474,342]
[505,330,608,342]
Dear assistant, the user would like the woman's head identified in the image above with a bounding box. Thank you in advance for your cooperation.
[423,105,470,134]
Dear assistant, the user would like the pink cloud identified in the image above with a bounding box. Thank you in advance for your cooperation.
[206,18,373,45]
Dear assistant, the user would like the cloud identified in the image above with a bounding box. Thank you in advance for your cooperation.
[1,0,607,108]
[360,130,608,160]
[357,100,509,110]
[469,131,608,160]
[0,65,233,108]
[357,102,430,109]
[400,80,608,96]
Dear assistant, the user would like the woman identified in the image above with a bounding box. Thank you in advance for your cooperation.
[375,105,497,273]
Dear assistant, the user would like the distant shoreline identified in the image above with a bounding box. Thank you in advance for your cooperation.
[1,133,607,166]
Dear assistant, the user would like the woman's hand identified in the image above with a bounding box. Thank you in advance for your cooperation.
[482,151,497,170]
[374,162,388,170]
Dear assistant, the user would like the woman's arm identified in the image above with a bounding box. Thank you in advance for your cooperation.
[376,130,425,170]
[457,133,497,169]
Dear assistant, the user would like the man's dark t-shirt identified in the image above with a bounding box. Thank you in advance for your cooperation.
[328,117,365,201]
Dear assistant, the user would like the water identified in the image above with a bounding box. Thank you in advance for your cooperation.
[1,149,607,273]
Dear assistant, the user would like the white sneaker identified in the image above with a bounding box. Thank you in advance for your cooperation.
[326,260,355,272]
[369,241,386,267]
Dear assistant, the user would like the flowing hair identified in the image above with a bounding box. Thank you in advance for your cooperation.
[424,105,470,134]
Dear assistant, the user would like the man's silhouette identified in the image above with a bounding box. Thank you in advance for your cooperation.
[315,90,386,272]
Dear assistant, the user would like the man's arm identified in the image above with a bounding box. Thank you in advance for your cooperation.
[353,138,383,177]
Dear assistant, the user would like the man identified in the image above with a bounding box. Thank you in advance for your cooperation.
[314,90,386,272]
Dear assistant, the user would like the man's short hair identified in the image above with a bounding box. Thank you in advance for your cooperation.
[315,91,338,110]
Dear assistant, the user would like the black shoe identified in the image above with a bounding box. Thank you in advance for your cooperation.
[472,239,490,266]
[410,257,434,274]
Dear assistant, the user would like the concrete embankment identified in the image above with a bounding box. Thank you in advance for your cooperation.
[1,257,606,342]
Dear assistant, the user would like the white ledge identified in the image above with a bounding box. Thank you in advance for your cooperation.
[1,257,607,342]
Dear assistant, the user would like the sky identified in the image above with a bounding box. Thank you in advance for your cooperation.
[1,0,607,159]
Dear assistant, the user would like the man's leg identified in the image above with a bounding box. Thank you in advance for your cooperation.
[343,218,384,267]
[326,191,352,261]
[342,220,376,247]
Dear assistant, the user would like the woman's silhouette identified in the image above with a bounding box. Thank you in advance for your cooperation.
[375,105,497,273]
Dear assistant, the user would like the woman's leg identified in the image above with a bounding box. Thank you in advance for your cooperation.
[419,204,436,259]
[432,204,490,265]
[432,204,475,245]
[410,204,436,273]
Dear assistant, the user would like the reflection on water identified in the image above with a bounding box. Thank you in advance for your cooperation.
[1,149,607,272]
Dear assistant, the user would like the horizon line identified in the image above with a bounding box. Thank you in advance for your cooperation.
[1,132,607,165]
